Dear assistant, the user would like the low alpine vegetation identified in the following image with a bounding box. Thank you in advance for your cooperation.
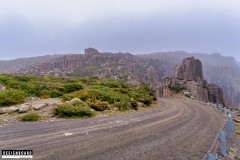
[0,74,156,114]
[54,101,95,118]
[0,89,26,106]
[20,113,41,122]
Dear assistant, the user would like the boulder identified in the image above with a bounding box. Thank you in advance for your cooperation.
[0,106,19,114]
[33,103,46,110]
[0,108,7,114]
[18,103,32,113]
[7,106,19,113]
[183,91,192,99]
[70,98,81,103]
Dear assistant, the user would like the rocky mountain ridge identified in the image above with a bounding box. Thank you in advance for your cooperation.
[0,54,65,73]
[17,48,166,97]
[17,48,226,106]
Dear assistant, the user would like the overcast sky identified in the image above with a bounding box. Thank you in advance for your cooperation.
[0,0,239,60]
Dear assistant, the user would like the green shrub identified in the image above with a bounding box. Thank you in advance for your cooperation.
[87,100,109,111]
[50,89,63,98]
[114,88,128,94]
[143,98,152,106]
[62,93,75,101]
[54,101,95,118]
[131,100,138,110]
[39,89,50,99]
[71,100,89,107]
[14,76,31,82]
[0,89,26,106]
[168,83,186,93]
[114,101,129,111]
[78,90,95,101]
[64,83,84,93]
[20,113,41,122]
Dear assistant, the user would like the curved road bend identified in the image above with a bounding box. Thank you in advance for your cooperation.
[0,99,224,160]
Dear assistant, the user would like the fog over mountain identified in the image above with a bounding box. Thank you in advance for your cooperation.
[0,0,239,60]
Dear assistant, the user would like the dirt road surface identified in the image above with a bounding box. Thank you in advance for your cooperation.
[0,99,224,160]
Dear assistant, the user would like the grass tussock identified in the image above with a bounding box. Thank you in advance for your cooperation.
[20,113,41,122]
[54,101,95,118]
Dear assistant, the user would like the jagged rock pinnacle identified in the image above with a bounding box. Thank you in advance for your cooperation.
[84,48,100,55]
[174,57,203,82]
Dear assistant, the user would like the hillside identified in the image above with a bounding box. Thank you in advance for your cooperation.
[0,74,155,111]
[0,54,65,73]
[17,48,167,97]
[139,52,240,107]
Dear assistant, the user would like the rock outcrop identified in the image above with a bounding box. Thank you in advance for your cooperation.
[163,57,225,106]
[174,57,203,81]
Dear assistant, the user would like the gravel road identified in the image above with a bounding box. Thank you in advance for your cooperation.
[0,98,224,160]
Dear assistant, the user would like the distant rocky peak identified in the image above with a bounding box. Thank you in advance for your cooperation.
[163,56,224,106]
[84,48,100,55]
[174,56,203,82]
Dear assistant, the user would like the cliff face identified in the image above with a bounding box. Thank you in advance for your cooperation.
[17,48,166,97]
[163,57,225,106]
[174,57,203,81]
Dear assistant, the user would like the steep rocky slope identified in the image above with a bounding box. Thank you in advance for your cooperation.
[139,52,239,107]
[0,54,65,73]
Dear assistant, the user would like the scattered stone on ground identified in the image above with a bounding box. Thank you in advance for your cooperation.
[0,97,159,127]
[0,98,61,126]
